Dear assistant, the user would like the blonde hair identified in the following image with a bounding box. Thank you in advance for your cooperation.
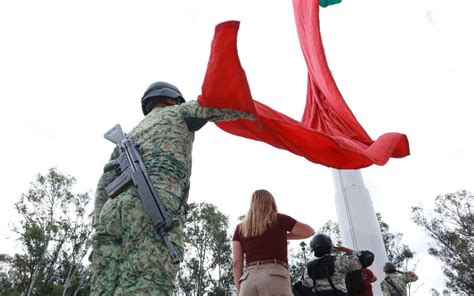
[241,189,278,238]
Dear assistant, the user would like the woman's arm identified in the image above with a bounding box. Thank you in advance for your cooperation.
[287,221,315,240]
[232,241,244,294]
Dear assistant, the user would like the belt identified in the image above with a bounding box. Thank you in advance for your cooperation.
[247,259,288,269]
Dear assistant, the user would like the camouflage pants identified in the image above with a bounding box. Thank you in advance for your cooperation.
[91,186,185,296]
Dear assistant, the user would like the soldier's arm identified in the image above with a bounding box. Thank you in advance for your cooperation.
[380,282,391,296]
[93,171,115,229]
[232,241,244,294]
[93,148,119,229]
[180,101,255,131]
[334,245,353,254]
[301,268,314,287]
[335,253,362,273]
[403,271,418,283]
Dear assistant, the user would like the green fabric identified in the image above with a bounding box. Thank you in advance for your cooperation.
[320,0,342,8]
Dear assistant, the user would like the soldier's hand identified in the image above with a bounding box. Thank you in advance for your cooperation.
[335,245,353,254]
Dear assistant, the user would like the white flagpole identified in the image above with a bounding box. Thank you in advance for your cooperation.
[332,169,388,296]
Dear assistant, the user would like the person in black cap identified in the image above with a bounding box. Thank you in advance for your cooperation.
[297,234,374,296]
[380,262,418,296]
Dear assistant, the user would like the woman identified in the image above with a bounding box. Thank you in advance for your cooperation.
[232,189,315,295]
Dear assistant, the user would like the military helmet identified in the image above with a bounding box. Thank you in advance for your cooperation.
[141,81,185,115]
[310,234,333,257]
[383,262,396,272]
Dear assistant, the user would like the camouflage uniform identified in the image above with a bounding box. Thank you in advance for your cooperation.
[380,272,418,296]
[302,253,363,295]
[91,101,253,295]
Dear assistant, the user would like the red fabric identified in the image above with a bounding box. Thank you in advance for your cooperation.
[350,268,375,296]
[232,213,296,264]
[197,0,409,169]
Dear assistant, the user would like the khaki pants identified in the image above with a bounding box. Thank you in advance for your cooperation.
[239,263,293,296]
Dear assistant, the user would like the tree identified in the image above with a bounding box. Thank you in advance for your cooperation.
[377,213,416,270]
[430,288,452,296]
[0,168,92,296]
[288,241,310,281]
[411,190,473,296]
[318,220,343,247]
[176,202,234,295]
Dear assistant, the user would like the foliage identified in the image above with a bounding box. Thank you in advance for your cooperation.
[0,168,92,296]
[176,202,234,296]
[377,213,416,270]
[288,241,310,281]
[430,288,452,296]
[411,190,473,296]
[318,220,343,247]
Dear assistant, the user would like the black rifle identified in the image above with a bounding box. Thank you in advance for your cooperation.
[103,124,180,264]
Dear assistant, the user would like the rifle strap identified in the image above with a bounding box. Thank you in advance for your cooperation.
[312,279,319,295]
[384,276,403,296]
[327,276,340,293]
[176,183,190,216]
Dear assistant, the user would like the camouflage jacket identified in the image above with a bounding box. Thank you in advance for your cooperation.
[381,272,418,296]
[302,253,363,293]
[93,100,253,226]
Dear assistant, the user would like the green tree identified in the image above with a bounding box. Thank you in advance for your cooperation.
[377,213,416,270]
[0,168,92,296]
[176,202,234,295]
[318,220,343,247]
[430,288,452,296]
[411,190,473,296]
[288,241,310,281]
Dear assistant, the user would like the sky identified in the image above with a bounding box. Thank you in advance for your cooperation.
[1,0,473,295]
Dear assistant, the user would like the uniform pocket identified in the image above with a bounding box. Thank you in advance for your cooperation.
[239,271,250,284]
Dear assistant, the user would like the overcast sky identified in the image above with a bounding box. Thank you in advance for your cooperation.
[1,0,473,295]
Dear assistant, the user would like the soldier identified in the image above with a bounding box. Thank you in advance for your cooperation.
[90,81,254,295]
[380,262,418,296]
[299,234,374,296]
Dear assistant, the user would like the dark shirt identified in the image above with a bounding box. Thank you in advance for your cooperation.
[350,268,374,296]
[232,213,296,264]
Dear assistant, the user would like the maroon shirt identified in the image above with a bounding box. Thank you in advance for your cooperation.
[350,268,375,296]
[232,213,296,264]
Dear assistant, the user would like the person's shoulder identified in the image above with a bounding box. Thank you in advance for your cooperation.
[276,213,297,225]
[232,223,243,240]
[334,253,348,260]
[277,212,294,220]
[179,100,198,107]
[389,273,404,282]
[364,268,374,277]
[176,100,199,114]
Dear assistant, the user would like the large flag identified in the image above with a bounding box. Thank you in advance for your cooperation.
[197,1,409,169]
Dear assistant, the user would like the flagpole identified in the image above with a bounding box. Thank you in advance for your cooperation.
[332,169,388,296]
